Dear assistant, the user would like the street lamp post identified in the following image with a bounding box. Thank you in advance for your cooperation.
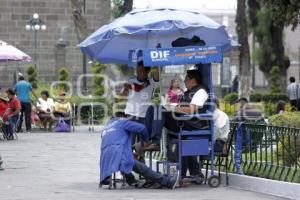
[25,13,46,70]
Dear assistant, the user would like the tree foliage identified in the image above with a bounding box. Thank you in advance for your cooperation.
[91,63,107,97]
[58,68,70,92]
[262,0,300,30]
[247,0,291,90]
[111,0,133,18]
[269,66,281,93]
[26,65,38,89]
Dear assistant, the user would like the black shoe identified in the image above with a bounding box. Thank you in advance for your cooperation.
[6,134,14,140]
[16,129,23,133]
[125,173,139,186]
[191,173,204,185]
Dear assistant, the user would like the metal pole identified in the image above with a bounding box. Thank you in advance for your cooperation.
[91,103,94,132]
[298,47,300,83]
[83,54,87,93]
[34,29,37,69]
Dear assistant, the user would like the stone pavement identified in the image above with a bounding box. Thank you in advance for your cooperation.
[0,133,289,200]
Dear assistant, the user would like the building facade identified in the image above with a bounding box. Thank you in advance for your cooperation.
[0,0,111,89]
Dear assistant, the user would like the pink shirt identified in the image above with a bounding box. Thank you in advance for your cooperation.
[167,89,182,104]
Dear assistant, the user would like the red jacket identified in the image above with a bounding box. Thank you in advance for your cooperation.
[0,100,9,122]
[8,97,21,113]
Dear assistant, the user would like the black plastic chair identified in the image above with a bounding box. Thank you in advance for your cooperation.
[204,129,235,186]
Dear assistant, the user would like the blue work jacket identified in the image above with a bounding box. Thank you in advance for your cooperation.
[99,118,148,181]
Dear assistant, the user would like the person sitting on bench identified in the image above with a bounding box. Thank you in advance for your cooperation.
[99,112,180,189]
[213,98,230,152]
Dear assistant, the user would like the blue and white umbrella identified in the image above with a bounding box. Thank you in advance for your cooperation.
[79,8,234,64]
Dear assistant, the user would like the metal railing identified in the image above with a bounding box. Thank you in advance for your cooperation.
[227,122,300,183]
[147,122,300,183]
[221,101,293,117]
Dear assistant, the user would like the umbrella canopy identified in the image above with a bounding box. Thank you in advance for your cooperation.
[0,40,31,62]
[79,8,234,64]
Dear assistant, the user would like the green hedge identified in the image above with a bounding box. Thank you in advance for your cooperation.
[269,112,300,128]
[27,65,38,89]
[223,92,238,104]
[224,92,288,103]
[269,112,300,166]
[250,92,263,102]
[262,93,289,102]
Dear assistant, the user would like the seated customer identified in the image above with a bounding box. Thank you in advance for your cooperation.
[36,91,55,131]
[31,102,41,128]
[52,91,71,125]
[0,94,12,139]
[232,97,263,122]
[151,69,209,145]
[100,112,179,189]
[118,60,159,143]
[6,89,21,138]
[213,98,230,153]
[150,69,209,179]
[166,78,183,105]
[0,94,9,122]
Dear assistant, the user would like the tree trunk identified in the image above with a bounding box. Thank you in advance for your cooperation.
[236,0,251,100]
[270,24,290,91]
[70,0,88,42]
[121,0,133,15]
[248,3,290,92]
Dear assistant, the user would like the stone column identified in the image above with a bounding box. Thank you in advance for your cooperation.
[54,39,67,77]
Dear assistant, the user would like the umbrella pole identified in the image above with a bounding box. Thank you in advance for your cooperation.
[158,67,167,161]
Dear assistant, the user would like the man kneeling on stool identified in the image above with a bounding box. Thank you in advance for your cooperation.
[99,112,180,189]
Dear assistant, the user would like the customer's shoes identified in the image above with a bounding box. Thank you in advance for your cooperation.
[169,170,180,189]
[191,173,204,185]
[7,136,14,140]
[126,178,138,186]
[16,129,23,133]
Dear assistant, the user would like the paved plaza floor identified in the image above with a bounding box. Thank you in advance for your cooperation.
[0,133,289,200]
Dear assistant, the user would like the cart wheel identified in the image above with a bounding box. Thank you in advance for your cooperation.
[208,175,220,188]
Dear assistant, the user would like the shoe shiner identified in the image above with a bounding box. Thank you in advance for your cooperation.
[99,112,180,189]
